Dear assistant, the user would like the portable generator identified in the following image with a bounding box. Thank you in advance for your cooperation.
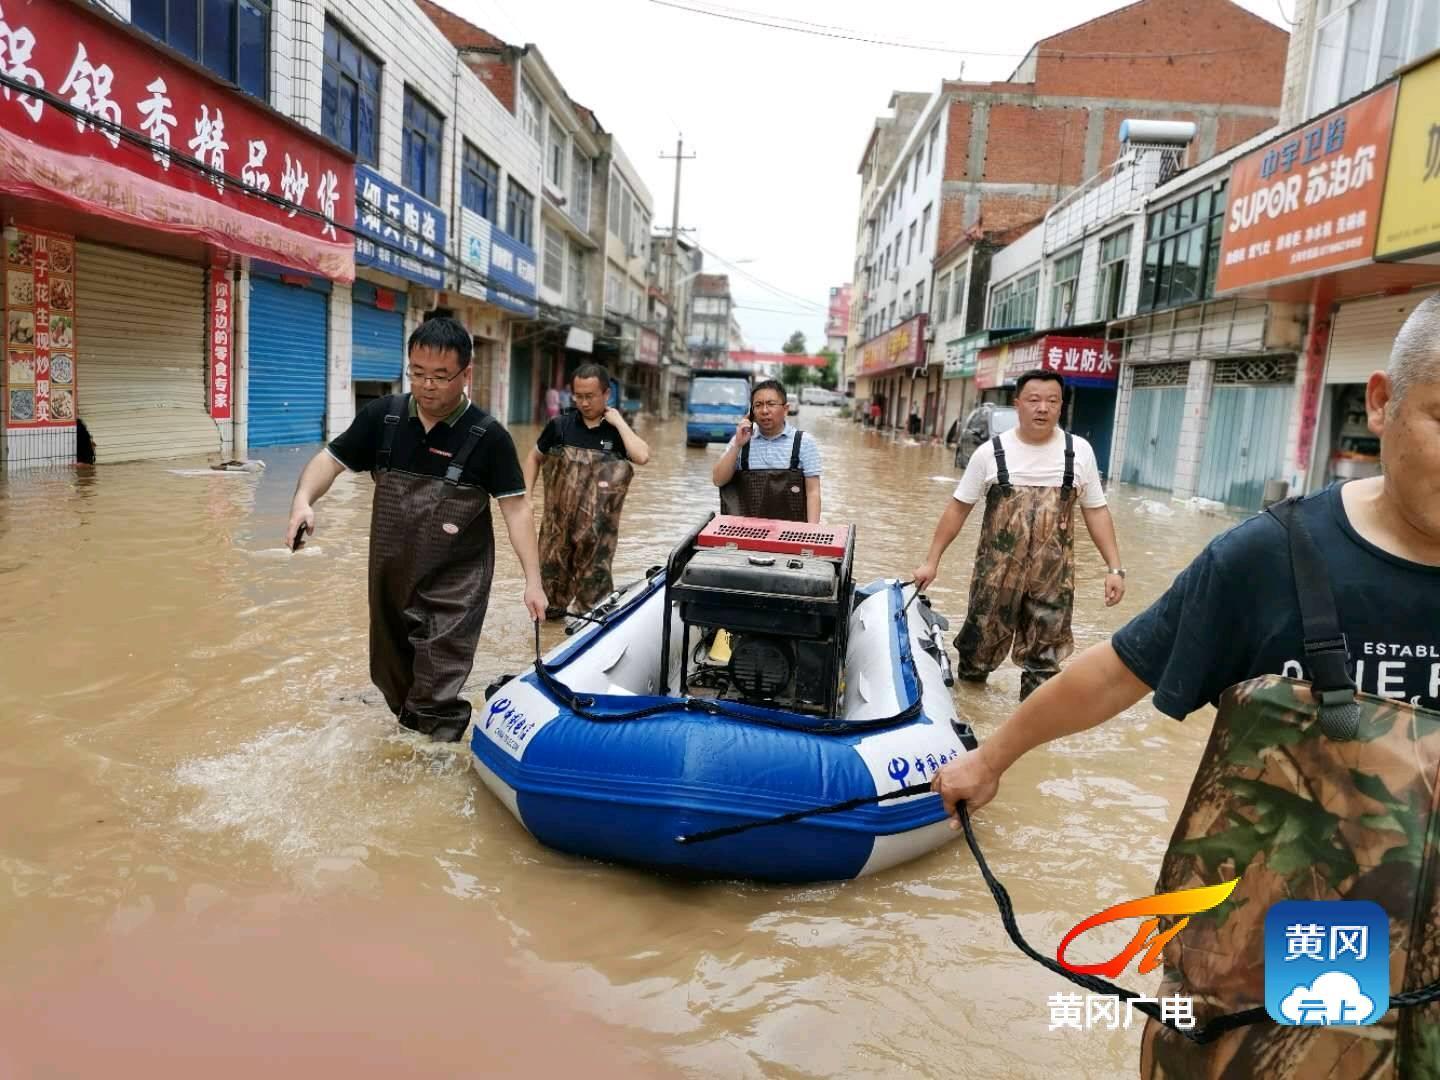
[660,515,855,716]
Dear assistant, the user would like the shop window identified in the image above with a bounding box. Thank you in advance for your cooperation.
[133,0,269,99]
[505,181,535,246]
[1048,250,1082,327]
[321,19,380,164]
[1139,184,1227,313]
[462,142,500,223]
[402,88,443,204]
[1308,0,1440,114]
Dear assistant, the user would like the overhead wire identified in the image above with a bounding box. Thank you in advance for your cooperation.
[647,0,1277,60]
[693,241,828,313]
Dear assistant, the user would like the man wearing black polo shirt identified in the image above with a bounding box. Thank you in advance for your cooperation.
[286,316,546,742]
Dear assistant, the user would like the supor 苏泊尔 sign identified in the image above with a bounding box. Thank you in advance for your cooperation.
[354,165,446,288]
[0,0,355,281]
[1375,54,1440,261]
[1215,82,1398,294]
[858,314,926,376]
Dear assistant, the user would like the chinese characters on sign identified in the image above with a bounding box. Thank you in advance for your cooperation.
[858,315,926,376]
[459,207,537,316]
[1216,83,1398,293]
[210,270,232,419]
[4,227,76,430]
[1263,900,1388,1027]
[979,335,1119,389]
[1047,993,1195,1032]
[1376,53,1440,261]
[354,165,446,289]
[637,328,660,366]
[0,0,354,280]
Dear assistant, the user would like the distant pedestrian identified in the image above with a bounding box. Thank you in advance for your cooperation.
[913,369,1125,700]
[544,385,561,420]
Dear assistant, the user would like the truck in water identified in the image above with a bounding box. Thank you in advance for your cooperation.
[685,370,752,447]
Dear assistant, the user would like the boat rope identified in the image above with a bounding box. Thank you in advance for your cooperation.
[675,782,935,844]
[528,592,927,736]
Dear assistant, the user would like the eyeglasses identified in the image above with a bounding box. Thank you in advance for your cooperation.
[408,367,465,387]
[752,400,785,411]
[572,392,605,403]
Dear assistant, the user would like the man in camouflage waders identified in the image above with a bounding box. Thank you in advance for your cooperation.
[931,295,1440,1078]
[914,369,1126,700]
[286,317,547,742]
[523,363,650,621]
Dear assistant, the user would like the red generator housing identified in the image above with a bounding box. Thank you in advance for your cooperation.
[696,516,850,559]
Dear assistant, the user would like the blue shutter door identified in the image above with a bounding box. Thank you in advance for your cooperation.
[248,276,328,447]
[351,285,406,382]
[1121,388,1185,492]
[1197,384,1293,511]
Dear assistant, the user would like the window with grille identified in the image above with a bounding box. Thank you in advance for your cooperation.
[1132,361,1190,388]
[1214,357,1298,384]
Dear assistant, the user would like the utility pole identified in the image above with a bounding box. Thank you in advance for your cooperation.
[659,135,695,420]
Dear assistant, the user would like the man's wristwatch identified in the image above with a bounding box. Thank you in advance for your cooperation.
[1107,568,1126,578]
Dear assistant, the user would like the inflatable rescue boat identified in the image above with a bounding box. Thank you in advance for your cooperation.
[471,515,978,882]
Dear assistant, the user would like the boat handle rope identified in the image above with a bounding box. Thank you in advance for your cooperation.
[530,620,923,736]
[679,793,1440,1042]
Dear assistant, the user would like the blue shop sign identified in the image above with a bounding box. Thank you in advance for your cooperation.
[353,165,446,288]
[459,207,537,316]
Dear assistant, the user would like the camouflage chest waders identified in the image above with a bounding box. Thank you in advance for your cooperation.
[537,417,635,617]
[367,396,497,743]
[717,430,808,522]
[1140,498,1440,1079]
[954,432,1077,701]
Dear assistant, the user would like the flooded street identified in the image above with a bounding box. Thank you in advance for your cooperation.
[0,409,1243,1078]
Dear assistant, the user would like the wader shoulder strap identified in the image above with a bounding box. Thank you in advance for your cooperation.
[739,438,750,471]
[376,395,406,472]
[445,413,494,486]
[991,435,1011,491]
[1266,496,1360,739]
[1062,431,1075,492]
[788,430,804,470]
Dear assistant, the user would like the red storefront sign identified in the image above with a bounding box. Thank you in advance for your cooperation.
[858,314,926,376]
[980,334,1119,389]
[209,269,231,418]
[0,0,355,281]
[637,328,660,366]
[1215,83,1397,294]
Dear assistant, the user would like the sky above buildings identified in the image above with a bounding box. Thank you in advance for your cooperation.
[447,0,1290,352]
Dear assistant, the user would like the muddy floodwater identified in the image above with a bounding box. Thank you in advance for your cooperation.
[0,408,1243,1078]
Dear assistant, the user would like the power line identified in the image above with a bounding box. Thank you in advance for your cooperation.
[648,0,1274,60]
[734,302,831,317]
[693,242,828,313]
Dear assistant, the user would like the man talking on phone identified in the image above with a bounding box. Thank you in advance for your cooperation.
[284,316,546,742]
[711,379,822,523]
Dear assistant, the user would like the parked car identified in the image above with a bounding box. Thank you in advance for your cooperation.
[953,403,1019,469]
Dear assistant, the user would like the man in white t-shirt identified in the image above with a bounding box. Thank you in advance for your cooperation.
[914,369,1127,700]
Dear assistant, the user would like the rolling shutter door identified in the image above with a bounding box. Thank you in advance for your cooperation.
[247,275,328,447]
[76,242,216,464]
[351,282,405,381]
[1327,289,1439,384]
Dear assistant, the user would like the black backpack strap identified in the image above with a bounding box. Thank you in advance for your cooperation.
[992,435,1011,491]
[376,394,406,472]
[1266,496,1360,740]
[739,438,750,471]
[445,413,494,486]
[789,430,804,470]
[1062,431,1075,493]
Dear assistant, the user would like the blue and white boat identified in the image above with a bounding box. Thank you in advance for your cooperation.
[471,515,978,883]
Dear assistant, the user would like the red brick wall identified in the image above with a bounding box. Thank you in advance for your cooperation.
[936,194,969,257]
[942,102,973,181]
[1215,112,1277,153]
[975,196,1053,233]
[416,0,506,48]
[465,54,516,113]
[1032,0,1287,106]
[983,104,1090,186]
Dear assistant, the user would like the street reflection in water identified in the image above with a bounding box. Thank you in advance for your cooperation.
[0,408,1243,1078]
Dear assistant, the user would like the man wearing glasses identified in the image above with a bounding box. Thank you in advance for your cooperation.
[712,379,822,523]
[523,363,651,621]
[286,316,546,742]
